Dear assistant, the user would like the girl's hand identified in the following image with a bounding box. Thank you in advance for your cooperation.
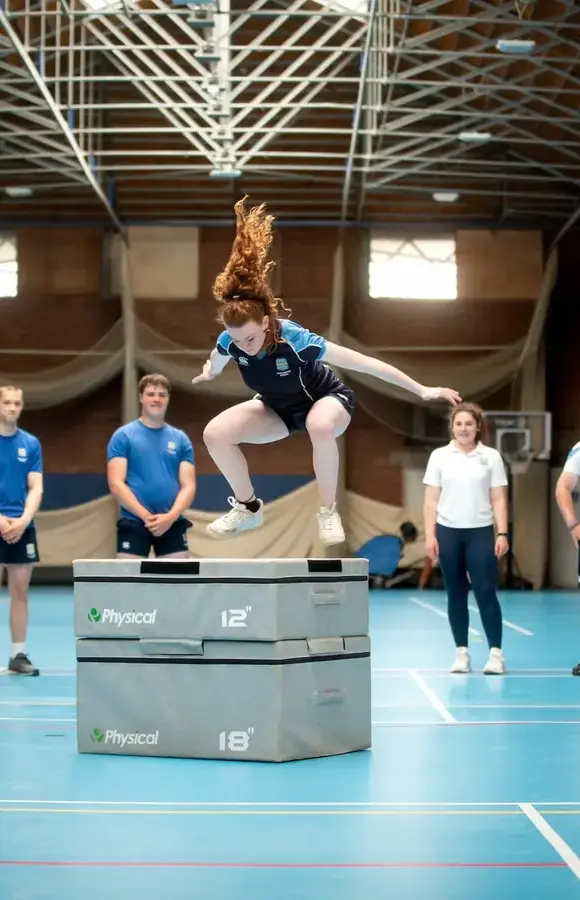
[192,360,214,384]
[422,386,462,405]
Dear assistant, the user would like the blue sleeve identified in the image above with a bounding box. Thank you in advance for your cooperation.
[29,438,43,474]
[216,331,233,357]
[107,427,129,461]
[180,432,195,466]
[280,320,326,361]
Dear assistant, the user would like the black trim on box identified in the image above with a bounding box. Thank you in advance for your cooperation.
[307,559,343,573]
[77,651,370,666]
[141,560,200,575]
[73,575,368,585]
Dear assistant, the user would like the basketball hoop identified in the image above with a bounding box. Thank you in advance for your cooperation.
[506,451,534,475]
[482,411,551,475]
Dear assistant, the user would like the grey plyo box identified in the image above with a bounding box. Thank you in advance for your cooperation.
[76,635,372,762]
[73,557,369,641]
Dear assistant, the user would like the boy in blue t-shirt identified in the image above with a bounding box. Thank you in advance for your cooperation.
[0,385,43,676]
[107,373,196,558]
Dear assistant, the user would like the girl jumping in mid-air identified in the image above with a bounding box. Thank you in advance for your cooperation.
[193,197,461,546]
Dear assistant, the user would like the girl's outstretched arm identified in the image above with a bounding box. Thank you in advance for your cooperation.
[321,341,461,405]
[192,348,231,384]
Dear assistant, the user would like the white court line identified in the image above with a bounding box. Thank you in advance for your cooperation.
[3,717,580,727]
[1,798,580,808]
[409,597,481,636]
[373,720,580,726]
[0,798,570,807]
[0,716,75,722]
[378,673,574,680]
[468,603,533,637]
[371,666,572,678]
[0,666,571,677]
[520,803,580,879]
[373,704,580,710]
[22,698,580,711]
[407,668,456,723]
[371,667,569,675]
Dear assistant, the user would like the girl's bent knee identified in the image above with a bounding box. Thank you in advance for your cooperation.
[306,419,336,443]
[203,421,229,446]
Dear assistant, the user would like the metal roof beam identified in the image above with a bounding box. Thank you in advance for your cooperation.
[414,19,580,130]
[0,134,88,185]
[82,17,221,161]
[340,0,377,220]
[378,106,580,125]
[229,15,359,139]
[232,23,365,162]
[383,10,580,29]
[0,16,123,218]
[373,30,580,174]
[234,37,364,167]
[229,0,311,75]
[370,127,580,149]
[367,181,575,202]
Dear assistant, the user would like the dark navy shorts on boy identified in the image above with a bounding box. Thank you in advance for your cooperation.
[116,516,191,558]
[0,524,40,565]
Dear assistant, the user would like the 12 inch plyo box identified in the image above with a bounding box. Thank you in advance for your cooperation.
[73,557,369,641]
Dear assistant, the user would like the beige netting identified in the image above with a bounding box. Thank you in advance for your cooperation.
[0,319,125,409]
[35,483,426,565]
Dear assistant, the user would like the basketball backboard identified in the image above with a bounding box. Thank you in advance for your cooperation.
[483,411,551,473]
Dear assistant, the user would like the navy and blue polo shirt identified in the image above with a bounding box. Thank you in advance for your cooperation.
[216,319,340,409]
[0,428,43,518]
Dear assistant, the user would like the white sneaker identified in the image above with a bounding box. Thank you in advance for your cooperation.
[207,497,264,538]
[483,647,506,675]
[316,504,345,546]
[450,647,471,674]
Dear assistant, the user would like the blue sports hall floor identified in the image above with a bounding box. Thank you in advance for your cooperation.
[2,584,580,899]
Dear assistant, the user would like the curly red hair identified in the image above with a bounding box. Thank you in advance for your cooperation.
[212,196,290,346]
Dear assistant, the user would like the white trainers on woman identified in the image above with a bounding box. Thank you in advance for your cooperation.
[450,647,471,674]
[483,647,506,675]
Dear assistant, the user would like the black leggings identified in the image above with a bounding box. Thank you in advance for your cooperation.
[436,523,503,650]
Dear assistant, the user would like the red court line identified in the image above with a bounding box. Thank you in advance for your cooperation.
[0,860,567,869]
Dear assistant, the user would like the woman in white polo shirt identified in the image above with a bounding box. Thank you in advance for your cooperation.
[423,402,509,675]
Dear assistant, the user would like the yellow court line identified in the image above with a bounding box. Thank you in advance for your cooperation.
[539,810,580,815]
[0,807,542,817]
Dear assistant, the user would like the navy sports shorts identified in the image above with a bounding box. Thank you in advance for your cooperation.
[0,524,40,565]
[116,516,191,558]
[267,384,356,434]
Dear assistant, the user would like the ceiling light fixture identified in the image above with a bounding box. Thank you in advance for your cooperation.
[458,131,492,143]
[495,38,536,54]
[5,186,33,197]
[433,191,459,203]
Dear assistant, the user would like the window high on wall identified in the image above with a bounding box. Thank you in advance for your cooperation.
[0,235,18,298]
[369,235,457,300]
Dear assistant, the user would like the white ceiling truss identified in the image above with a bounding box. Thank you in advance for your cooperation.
[0,0,579,227]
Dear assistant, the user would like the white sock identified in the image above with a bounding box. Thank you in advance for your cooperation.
[12,643,25,658]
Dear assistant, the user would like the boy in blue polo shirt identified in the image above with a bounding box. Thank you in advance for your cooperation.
[107,373,196,558]
[0,385,43,676]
